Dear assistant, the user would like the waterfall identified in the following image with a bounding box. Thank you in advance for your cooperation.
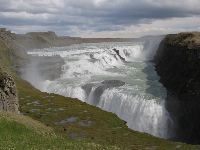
[23,37,173,138]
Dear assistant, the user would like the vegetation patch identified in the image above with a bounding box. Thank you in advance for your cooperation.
[0,112,119,150]
[16,77,200,150]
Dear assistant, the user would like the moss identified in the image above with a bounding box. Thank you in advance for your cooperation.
[165,32,200,48]
[0,40,12,72]
[0,112,119,150]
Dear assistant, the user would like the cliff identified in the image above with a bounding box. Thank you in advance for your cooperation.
[0,70,19,113]
[154,32,200,99]
[154,32,200,143]
[0,29,19,113]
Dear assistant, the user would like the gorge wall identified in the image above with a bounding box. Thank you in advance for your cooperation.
[154,32,200,143]
[0,70,19,113]
[0,29,19,113]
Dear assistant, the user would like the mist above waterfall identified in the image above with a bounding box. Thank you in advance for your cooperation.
[22,36,174,139]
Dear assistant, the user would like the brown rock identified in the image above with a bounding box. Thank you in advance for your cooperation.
[0,70,19,113]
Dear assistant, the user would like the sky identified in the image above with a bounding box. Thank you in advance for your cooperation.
[0,0,200,38]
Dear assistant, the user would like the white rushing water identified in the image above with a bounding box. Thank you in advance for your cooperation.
[24,38,173,138]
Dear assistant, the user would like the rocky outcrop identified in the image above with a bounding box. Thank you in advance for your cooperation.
[0,70,19,113]
[154,32,200,99]
[113,48,126,62]
[154,32,200,143]
[0,28,16,41]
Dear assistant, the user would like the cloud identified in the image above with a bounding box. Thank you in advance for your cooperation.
[0,0,200,37]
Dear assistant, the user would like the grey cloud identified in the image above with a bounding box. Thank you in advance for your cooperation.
[0,0,200,35]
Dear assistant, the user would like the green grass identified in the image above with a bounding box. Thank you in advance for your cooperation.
[0,39,12,72]
[0,112,119,150]
[166,32,200,47]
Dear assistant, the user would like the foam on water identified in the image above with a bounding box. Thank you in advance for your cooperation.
[24,38,173,138]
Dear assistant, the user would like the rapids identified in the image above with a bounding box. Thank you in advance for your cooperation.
[23,37,173,138]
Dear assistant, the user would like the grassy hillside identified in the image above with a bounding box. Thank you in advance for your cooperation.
[1,33,200,149]
[16,75,200,150]
[0,39,12,71]
[0,112,118,150]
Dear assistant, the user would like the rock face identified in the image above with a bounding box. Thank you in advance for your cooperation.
[154,32,200,143]
[154,32,200,99]
[0,28,16,41]
[0,70,19,113]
